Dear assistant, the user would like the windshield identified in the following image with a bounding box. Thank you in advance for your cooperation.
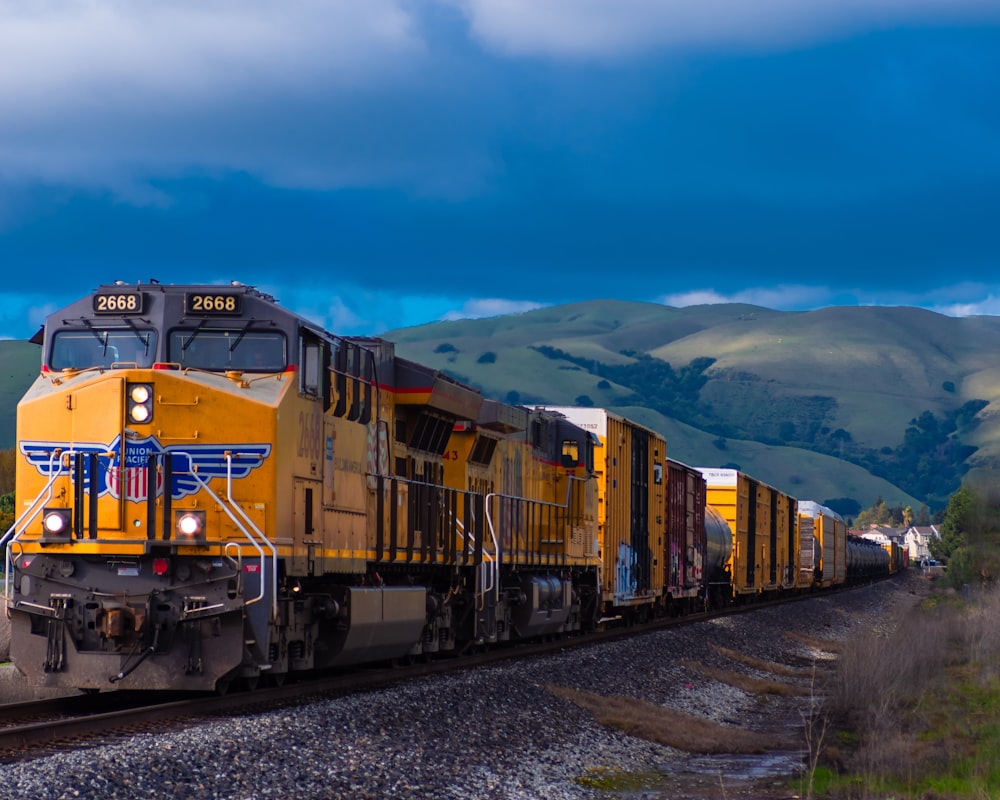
[168,329,286,372]
[51,329,156,370]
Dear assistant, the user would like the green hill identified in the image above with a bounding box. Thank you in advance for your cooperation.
[0,340,41,449]
[388,301,1000,512]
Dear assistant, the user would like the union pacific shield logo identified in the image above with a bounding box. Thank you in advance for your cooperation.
[20,436,272,502]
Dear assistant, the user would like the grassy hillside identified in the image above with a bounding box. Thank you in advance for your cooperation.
[0,340,41,449]
[389,301,1000,511]
[650,305,1000,449]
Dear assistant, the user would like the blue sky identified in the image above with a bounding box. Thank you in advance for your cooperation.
[2,1,999,340]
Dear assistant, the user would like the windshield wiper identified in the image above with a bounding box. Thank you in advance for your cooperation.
[80,319,109,355]
[181,319,207,352]
[123,318,151,354]
[228,321,253,354]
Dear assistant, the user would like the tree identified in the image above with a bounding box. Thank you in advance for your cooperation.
[902,506,914,528]
[854,498,893,528]
[0,491,13,537]
[930,485,975,562]
[0,448,14,495]
[823,497,862,519]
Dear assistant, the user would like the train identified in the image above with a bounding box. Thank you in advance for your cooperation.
[1,281,900,694]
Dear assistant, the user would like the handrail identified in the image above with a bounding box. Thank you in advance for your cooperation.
[2,448,276,620]
[484,474,588,606]
[222,452,278,619]
[172,451,276,617]
[447,512,497,612]
[2,449,72,600]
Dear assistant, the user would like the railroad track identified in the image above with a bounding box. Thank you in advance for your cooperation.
[0,580,886,762]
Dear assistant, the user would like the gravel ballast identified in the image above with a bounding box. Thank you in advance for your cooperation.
[0,573,923,800]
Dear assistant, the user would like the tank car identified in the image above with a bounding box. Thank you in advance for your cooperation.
[702,504,734,608]
[846,535,891,581]
[1,281,601,693]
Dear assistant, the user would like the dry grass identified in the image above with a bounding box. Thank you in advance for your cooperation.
[711,644,818,679]
[679,659,803,696]
[547,684,791,753]
[784,631,843,656]
[815,580,1000,797]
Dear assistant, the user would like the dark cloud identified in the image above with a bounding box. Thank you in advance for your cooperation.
[1,3,999,336]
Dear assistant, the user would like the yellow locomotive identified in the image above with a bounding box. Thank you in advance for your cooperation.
[2,282,600,692]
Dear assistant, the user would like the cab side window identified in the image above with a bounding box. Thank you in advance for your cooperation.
[299,331,330,405]
[300,336,321,397]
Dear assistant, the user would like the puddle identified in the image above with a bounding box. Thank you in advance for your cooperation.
[576,751,805,799]
[676,749,803,780]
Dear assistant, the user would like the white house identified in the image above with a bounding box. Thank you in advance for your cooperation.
[902,525,938,565]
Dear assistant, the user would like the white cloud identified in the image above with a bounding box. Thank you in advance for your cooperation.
[453,0,1000,58]
[269,281,550,337]
[659,281,1000,319]
[934,296,1000,317]
[0,1,421,106]
[440,298,545,321]
[0,1,430,199]
[659,285,836,310]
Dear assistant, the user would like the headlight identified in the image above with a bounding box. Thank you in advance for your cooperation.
[175,509,206,541]
[42,508,73,539]
[127,383,154,424]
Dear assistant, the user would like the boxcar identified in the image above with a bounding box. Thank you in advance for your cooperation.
[539,407,667,622]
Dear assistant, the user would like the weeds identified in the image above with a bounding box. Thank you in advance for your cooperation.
[801,663,831,800]
[546,684,777,753]
[813,576,1000,798]
[679,658,803,696]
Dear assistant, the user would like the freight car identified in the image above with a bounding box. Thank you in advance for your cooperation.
[534,408,723,619]
[533,407,667,623]
[696,468,798,601]
[847,534,891,579]
[797,501,847,590]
